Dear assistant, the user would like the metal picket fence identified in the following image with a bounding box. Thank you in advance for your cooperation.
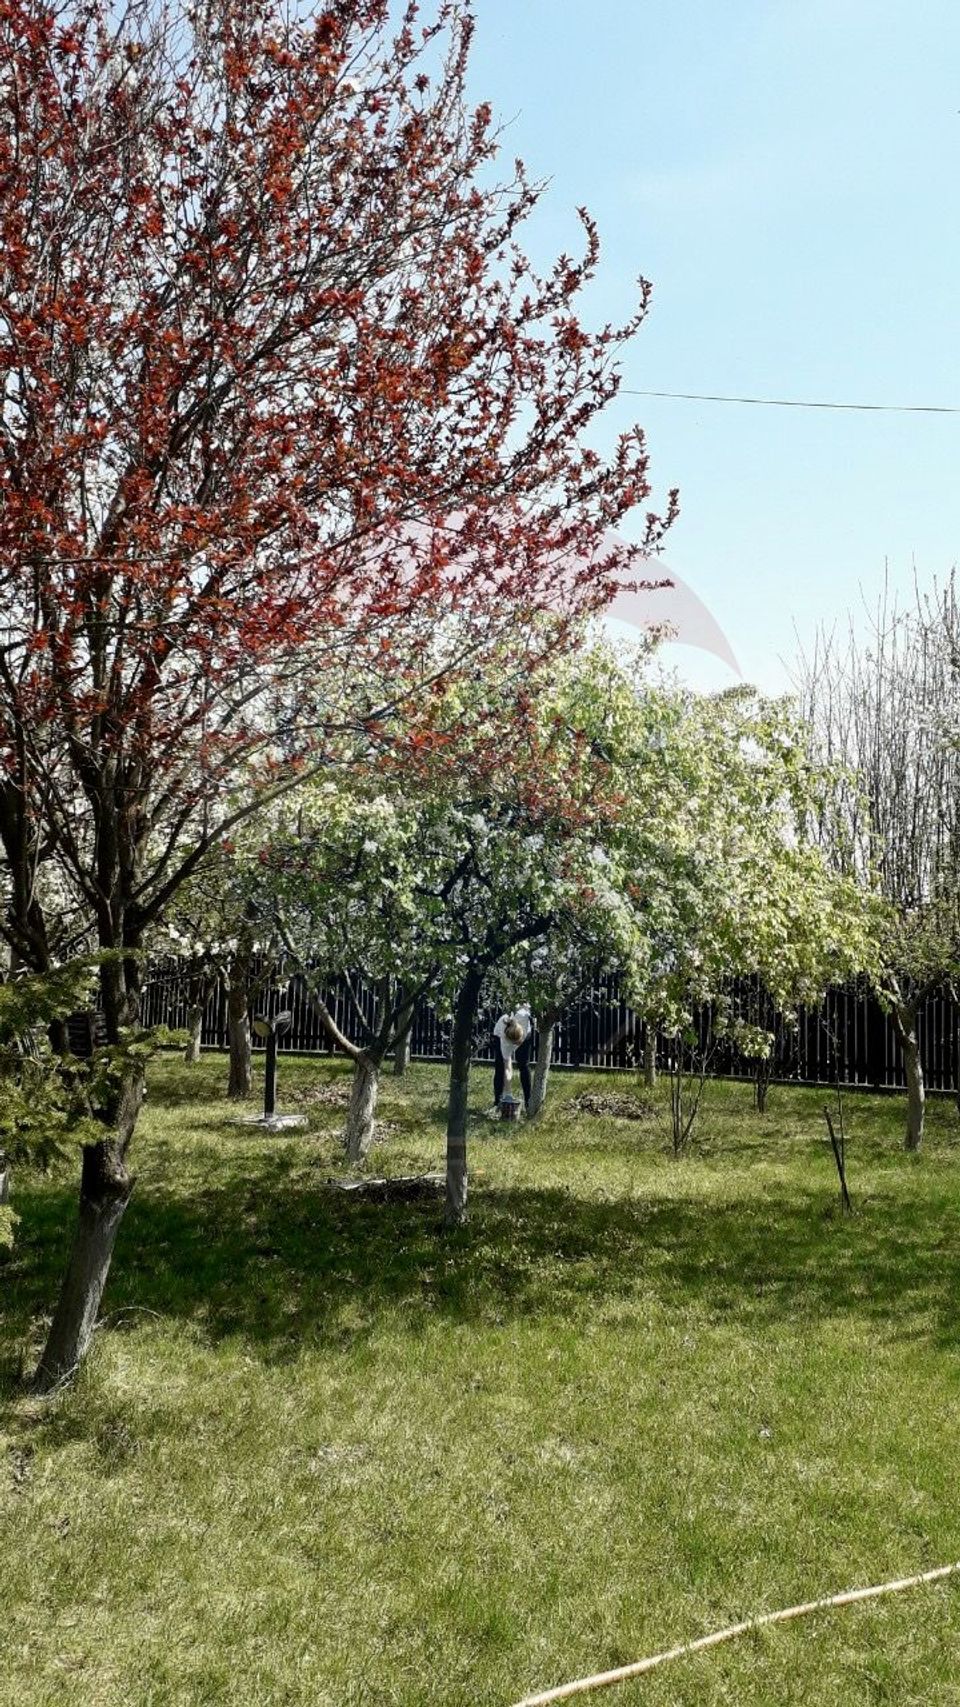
[140,959,960,1095]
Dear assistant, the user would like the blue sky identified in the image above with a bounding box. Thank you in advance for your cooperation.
[466,0,960,693]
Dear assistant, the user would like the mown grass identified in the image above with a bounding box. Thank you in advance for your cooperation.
[3,1055,960,1705]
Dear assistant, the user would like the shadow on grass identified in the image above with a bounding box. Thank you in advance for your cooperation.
[5,1138,960,1399]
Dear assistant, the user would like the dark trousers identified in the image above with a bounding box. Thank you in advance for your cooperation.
[493,1033,532,1107]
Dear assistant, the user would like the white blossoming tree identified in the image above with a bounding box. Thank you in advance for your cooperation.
[253,663,622,1187]
[251,643,883,1181]
[496,650,884,1125]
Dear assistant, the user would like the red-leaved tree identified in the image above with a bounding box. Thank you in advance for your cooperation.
[0,0,675,1386]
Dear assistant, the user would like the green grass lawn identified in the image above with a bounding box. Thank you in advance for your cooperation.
[3,1055,960,1706]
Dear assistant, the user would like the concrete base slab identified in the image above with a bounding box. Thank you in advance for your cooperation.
[231,1113,308,1132]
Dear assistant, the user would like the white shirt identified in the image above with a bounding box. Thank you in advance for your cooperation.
[494,1005,532,1060]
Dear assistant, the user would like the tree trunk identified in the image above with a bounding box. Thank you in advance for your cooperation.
[0,1157,9,1206]
[444,966,484,1227]
[643,1026,658,1089]
[955,1009,960,1118]
[343,1052,382,1165]
[393,1010,414,1077]
[33,931,146,1390]
[527,1013,557,1118]
[33,1057,143,1393]
[184,1004,203,1063]
[227,938,253,1098]
[228,1000,251,1097]
[901,1031,925,1152]
[754,1056,772,1114]
[892,1001,925,1151]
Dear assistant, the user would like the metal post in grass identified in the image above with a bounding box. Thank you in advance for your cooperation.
[255,1011,290,1118]
[823,1105,852,1214]
[821,1011,852,1214]
[233,1010,307,1133]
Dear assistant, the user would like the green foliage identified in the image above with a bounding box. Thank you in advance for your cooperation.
[0,964,183,1252]
[506,646,884,1062]
[230,645,885,1106]
[0,959,99,1040]
[157,641,885,1101]
[0,1203,18,1252]
[252,656,636,1031]
[655,688,879,1020]
[0,961,104,1179]
[77,1026,188,1111]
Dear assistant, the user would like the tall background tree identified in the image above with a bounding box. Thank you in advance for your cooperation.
[795,576,960,1149]
[0,0,675,1386]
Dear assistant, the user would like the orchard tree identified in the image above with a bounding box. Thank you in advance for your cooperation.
[258,652,637,1215]
[388,654,655,1221]
[616,682,884,1121]
[425,666,879,1186]
[362,651,880,1149]
[0,0,675,1386]
[509,652,884,1126]
[263,780,450,1163]
[426,781,616,1226]
[152,845,281,1088]
[795,577,960,1148]
[254,661,609,1184]
[152,860,232,1064]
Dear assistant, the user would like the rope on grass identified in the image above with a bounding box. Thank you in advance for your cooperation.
[510,1561,960,1706]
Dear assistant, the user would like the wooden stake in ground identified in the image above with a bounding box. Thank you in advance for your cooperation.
[510,1561,960,1706]
[823,1105,852,1214]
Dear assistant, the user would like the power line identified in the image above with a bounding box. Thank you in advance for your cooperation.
[622,388,960,415]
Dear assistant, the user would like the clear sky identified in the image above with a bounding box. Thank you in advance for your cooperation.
[466,0,960,694]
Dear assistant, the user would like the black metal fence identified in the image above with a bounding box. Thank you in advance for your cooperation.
[140,961,960,1095]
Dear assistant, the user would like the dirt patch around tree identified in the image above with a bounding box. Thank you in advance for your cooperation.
[323,1172,445,1200]
[565,1089,657,1121]
[289,1081,402,1144]
[288,1081,352,1109]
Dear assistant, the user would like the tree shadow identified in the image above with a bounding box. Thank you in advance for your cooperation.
[5,1142,960,1398]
